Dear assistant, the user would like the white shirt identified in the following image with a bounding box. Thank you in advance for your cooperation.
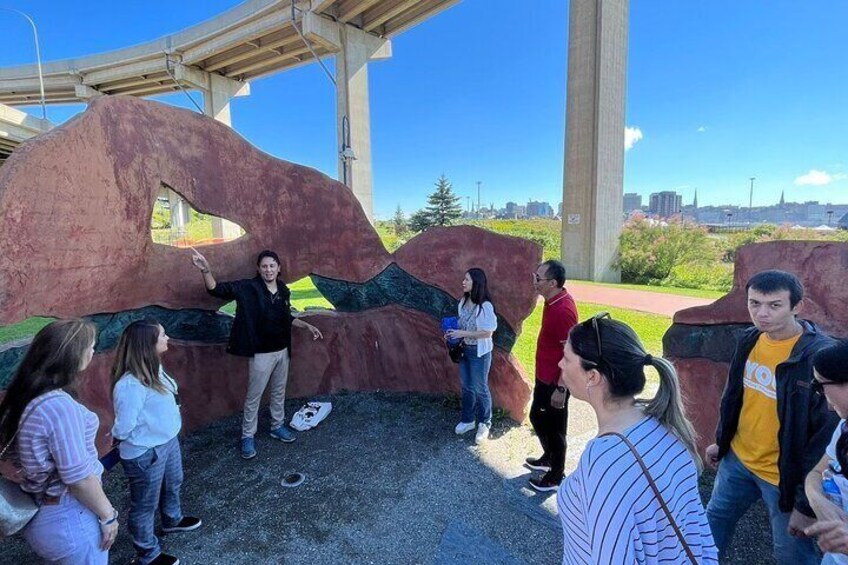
[457,299,497,357]
[823,419,848,565]
[112,369,182,460]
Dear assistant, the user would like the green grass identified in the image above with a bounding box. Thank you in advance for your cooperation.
[0,317,52,345]
[511,301,672,376]
[571,280,725,300]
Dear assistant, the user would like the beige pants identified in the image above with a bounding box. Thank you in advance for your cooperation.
[242,348,290,438]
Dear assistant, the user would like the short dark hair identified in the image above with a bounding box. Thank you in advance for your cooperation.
[256,250,280,266]
[745,270,804,308]
[813,341,848,384]
[541,260,566,288]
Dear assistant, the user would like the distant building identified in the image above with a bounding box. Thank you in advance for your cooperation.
[648,191,682,218]
[623,193,642,213]
[526,200,554,218]
[505,201,519,218]
[839,212,848,230]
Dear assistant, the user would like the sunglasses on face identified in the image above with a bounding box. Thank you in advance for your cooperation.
[532,273,553,283]
[812,379,842,396]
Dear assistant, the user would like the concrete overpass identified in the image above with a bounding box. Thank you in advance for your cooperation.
[1,0,630,281]
[0,0,460,221]
[0,103,52,165]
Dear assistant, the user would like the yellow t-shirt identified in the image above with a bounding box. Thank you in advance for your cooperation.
[730,332,801,485]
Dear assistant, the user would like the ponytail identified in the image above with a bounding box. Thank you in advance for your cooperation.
[639,356,701,472]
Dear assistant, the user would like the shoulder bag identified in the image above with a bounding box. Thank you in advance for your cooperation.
[600,431,698,564]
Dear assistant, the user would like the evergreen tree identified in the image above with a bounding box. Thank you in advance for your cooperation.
[392,205,408,236]
[408,209,432,233]
[425,175,463,226]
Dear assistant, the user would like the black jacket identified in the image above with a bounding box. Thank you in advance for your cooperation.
[716,320,837,516]
[207,276,293,357]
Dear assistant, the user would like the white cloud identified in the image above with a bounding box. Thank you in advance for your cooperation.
[624,126,643,151]
[697,125,707,133]
[794,169,847,186]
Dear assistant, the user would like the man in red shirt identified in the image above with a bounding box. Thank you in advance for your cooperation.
[527,259,579,491]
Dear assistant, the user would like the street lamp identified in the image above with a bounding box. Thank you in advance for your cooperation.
[1,8,47,120]
[748,177,755,226]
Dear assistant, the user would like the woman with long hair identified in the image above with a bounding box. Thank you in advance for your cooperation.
[557,313,717,564]
[444,268,498,445]
[0,319,118,563]
[111,319,201,565]
[803,341,848,562]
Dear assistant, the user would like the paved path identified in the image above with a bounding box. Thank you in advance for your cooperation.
[565,281,716,317]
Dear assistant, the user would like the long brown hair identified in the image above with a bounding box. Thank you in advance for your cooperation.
[0,319,97,446]
[112,319,166,393]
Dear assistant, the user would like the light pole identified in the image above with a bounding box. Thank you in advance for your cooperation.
[748,177,755,226]
[476,181,482,218]
[1,8,47,120]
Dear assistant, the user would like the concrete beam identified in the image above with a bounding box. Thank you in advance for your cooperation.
[561,0,629,282]
[338,0,382,23]
[173,63,249,99]
[303,11,341,52]
[74,84,101,100]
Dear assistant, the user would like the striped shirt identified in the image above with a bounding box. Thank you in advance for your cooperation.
[16,390,103,498]
[558,417,718,564]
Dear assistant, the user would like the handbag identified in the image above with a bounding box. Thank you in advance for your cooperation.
[600,431,698,564]
[0,395,54,537]
[448,340,465,363]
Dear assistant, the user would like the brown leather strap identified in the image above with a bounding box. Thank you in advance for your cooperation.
[601,431,698,564]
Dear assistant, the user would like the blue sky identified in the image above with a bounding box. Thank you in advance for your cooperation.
[3,0,847,219]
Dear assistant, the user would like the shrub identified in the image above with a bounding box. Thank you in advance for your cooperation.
[618,215,719,284]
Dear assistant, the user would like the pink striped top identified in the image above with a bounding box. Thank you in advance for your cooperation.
[16,390,102,498]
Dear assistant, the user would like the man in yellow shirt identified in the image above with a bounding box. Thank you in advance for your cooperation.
[705,270,837,564]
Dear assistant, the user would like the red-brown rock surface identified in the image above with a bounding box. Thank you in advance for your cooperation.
[674,241,848,338]
[0,95,390,324]
[393,226,542,333]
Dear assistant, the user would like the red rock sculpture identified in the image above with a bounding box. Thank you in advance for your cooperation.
[0,95,539,448]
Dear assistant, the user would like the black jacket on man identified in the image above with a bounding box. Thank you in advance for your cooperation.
[207,276,294,357]
[715,320,837,517]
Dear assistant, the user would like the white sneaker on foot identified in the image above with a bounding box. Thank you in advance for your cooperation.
[455,421,476,435]
[475,423,490,444]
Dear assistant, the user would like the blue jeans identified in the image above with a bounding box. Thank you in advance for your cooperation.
[458,345,492,426]
[24,491,107,564]
[121,436,184,564]
[706,449,817,565]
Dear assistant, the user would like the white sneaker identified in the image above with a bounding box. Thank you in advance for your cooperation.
[475,423,490,444]
[455,421,476,435]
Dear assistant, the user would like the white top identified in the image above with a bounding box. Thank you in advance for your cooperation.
[823,419,848,565]
[558,417,718,564]
[457,299,497,357]
[112,368,182,460]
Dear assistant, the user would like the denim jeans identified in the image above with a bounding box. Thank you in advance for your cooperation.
[706,449,818,564]
[24,491,107,564]
[121,436,184,564]
[458,345,492,426]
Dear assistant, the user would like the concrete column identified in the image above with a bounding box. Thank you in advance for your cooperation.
[561,0,629,282]
[334,23,391,223]
[175,63,249,241]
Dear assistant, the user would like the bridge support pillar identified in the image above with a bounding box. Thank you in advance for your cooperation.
[561,0,629,282]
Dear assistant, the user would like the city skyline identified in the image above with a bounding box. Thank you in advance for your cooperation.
[2,1,846,220]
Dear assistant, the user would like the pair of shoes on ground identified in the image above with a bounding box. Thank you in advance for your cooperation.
[454,421,491,445]
[146,517,202,565]
[241,426,296,459]
[524,455,562,492]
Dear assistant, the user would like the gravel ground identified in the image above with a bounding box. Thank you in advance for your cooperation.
[1,392,779,564]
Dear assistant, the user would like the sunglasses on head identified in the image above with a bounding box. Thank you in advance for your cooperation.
[580,312,611,365]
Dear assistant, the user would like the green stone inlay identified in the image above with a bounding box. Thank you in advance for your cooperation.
[311,263,516,352]
[0,307,232,389]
